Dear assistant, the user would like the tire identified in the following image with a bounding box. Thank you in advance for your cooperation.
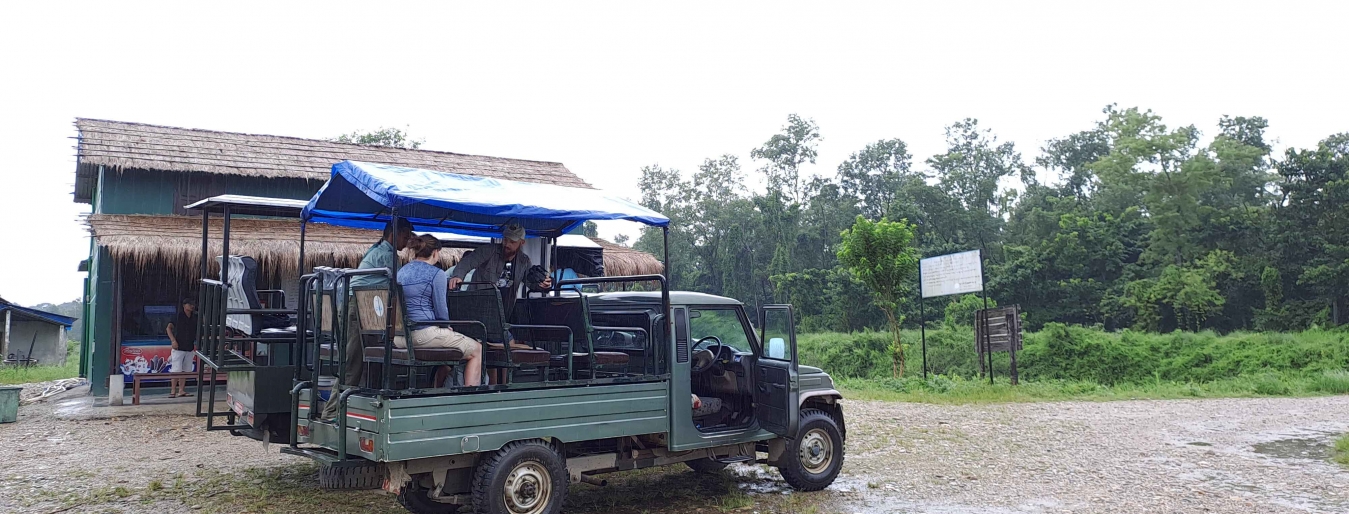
[777,409,845,491]
[318,462,385,490]
[472,440,568,514]
[397,482,463,514]
[684,458,730,474]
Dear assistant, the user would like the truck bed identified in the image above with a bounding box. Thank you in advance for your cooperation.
[300,379,669,462]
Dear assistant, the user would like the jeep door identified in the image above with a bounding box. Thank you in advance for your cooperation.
[754,305,799,439]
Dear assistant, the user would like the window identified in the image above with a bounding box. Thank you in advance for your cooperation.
[688,307,754,353]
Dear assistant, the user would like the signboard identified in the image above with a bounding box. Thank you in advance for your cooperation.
[119,339,195,383]
[974,306,1023,353]
[920,250,983,298]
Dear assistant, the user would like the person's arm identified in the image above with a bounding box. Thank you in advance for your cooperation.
[433,269,450,320]
[448,246,490,288]
[166,322,179,350]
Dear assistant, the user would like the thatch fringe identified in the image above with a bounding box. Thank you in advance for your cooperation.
[85,215,665,281]
[588,237,664,276]
[86,214,464,278]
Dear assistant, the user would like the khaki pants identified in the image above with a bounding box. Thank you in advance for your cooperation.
[403,326,482,357]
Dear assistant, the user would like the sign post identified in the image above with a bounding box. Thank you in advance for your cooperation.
[919,250,984,381]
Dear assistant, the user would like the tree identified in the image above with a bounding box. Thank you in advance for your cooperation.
[331,126,424,149]
[837,217,921,377]
[751,114,821,204]
[837,139,915,220]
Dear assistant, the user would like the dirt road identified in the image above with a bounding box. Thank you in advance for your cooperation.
[3,386,1347,513]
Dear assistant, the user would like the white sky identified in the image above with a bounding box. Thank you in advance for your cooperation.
[1,1,1345,306]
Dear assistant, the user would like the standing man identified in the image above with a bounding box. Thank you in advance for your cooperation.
[449,222,553,384]
[165,298,198,398]
[322,217,415,419]
[448,222,552,315]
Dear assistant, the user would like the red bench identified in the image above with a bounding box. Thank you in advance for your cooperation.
[131,371,227,405]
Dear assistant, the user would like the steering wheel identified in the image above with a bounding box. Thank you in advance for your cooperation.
[690,336,724,374]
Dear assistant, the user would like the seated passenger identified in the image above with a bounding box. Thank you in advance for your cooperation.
[398,235,483,387]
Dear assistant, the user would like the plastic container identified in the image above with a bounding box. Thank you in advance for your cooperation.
[0,385,21,423]
[316,376,337,402]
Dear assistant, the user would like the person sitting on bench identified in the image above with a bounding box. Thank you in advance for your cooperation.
[399,235,483,387]
[323,218,414,419]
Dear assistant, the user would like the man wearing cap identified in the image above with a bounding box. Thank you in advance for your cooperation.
[448,222,552,315]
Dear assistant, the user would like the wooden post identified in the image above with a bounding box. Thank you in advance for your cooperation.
[2,309,10,358]
[1007,309,1019,385]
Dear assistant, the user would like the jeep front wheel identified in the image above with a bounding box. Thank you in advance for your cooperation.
[777,408,844,491]
[472,440,568,514]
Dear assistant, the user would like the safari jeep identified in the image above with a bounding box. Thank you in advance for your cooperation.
[289,290,845,514]
[187,163,845,514]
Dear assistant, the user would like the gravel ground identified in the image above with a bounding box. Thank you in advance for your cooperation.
[2,385,1347,513]
[0,385,296,514]
[831,395,1349,513]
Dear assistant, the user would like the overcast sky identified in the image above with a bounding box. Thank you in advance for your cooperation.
[1,1,1345,306]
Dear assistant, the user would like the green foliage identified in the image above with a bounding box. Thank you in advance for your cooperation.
[801,327,1349,389]
[1335,433,1349,466]
[838,216,921,376]
[0,342,79,385]
[630,107,1348,335]
[331,126,423,149]
[943,294,993,327]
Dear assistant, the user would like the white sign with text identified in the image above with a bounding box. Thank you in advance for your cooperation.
[920,250,983,298]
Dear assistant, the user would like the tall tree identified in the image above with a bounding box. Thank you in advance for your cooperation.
[751,114,821,205]
[838,217,921,377]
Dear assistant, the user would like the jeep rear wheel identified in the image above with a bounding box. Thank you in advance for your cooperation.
[777,408,844,491]
[472,440,568,514]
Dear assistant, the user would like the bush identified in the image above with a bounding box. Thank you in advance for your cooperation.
[799,326,1349,388]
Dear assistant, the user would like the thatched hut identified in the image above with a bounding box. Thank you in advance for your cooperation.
[73,119,662,397]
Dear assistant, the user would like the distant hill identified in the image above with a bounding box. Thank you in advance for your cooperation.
[26,299,83,341]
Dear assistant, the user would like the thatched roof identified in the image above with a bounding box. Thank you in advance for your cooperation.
[85,214,466,276]
[589,237,664,276]
[73,118,591,203]
[84,215,665,279]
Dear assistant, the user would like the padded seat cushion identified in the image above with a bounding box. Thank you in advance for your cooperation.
[485,348,551,364]
[550,351,630,367]
[364,346,464,362]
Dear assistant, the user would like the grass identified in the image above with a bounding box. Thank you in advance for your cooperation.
[835,369,1349,404]
[0,357,78,385]
[1335,434,1349,466]
[41,462,842,514]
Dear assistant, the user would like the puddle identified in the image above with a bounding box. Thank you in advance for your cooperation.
[1251,436,1335,461]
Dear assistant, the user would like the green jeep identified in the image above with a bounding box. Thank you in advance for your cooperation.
[291,290,845,514]
[188,162,846,514]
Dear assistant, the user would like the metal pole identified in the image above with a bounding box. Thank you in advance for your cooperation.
[982,293,992,385]
[221,206,231,367]
[661,227,671,365]
[919,259,928,380]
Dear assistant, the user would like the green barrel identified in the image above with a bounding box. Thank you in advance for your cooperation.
[0,385,21,423]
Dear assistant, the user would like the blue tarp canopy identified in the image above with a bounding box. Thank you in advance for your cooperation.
[302,161,669,238]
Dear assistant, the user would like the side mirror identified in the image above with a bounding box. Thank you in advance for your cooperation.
[767,337,786,359]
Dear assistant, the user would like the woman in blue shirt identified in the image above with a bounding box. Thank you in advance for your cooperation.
[398,235,482,387]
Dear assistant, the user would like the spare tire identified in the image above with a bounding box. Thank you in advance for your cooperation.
[318,461,385,490]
